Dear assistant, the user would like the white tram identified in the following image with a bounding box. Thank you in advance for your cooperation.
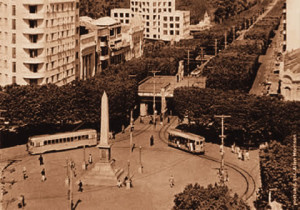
[27,129,97,154]
[167,128,205,154]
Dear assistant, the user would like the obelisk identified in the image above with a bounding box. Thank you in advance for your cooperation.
[82,91,123,186]
[98,91,111,161]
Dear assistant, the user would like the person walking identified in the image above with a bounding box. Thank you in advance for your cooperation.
[88,154,93,164]
[231,143,235,153]
[41,168,46,182]
[39,155,44,165]
[169,175,174,188]
[245,150,250,160]
[150,135,154,146]
[117,179,122,188]
[78,180,83,192]
[22,166,27,180]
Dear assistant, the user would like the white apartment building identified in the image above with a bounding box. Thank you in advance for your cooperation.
[0,0,80,86]
[111,0,190,42]
[285,0,300,52]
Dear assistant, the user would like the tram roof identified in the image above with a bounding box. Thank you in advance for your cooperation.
[167,128,205,141]
[29,129,97,140]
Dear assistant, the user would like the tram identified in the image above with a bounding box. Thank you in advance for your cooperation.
[27,129,97,154]
[167,128,205,154]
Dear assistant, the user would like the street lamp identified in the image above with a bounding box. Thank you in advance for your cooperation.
[214,115,231,185]
[149,71,160,128]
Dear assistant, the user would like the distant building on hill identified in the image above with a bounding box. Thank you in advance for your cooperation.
[190,11,212,33]
[111,0,191,42]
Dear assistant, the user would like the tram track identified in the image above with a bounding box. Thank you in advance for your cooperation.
[157,116,256,201]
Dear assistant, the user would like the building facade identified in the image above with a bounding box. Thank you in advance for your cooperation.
[111,0,190,42]
[0,0,80,86]
[80,16,143,75]
[285,0,300,52]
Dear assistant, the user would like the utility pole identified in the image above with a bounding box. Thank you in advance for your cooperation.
[200,47,204,65]
[138,146,143,173]
[214,39,218,56]
[150,71,160,128]
[214,115,231,185]
[130,109,133,155]
[224,31,227,49]
[293,134,297,209]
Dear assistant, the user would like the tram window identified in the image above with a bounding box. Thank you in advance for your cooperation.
[36,142,40,147]
[196,142,199,145]
[78,136,81,140]
[60,139,63,143]
[47,140,51,144]
[52,140,55,144]
[56,139,59,143]
[82,135,85,139]
[86,135,88,139]
[70,137,74,141]
[74,136,77,140]
[44,141,47,145]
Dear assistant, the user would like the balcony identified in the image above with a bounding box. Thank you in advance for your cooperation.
[23,42,44,49]
[23,0,44,5]
[23,57,45,64]
[23,13,44,20]
[23,28,44,34]
[23,72,45,79]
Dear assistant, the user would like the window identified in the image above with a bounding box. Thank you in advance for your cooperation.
[170,30,174,35]
[176,30,179,35]
[126,13,129,17]
[163,30,167,35]
[110,29,114,36]
[12,76,16,84]
[29,20,37,28]
[114,13,118,17]
[170,23,174,28]
[76,52,78,59]
[175,23,180,28]
[29,64,38,72]
[146,22,150,26]
[146,28,149,32]
[117,27,121,34]
[120,13,123,17]
[44,141,47,145]
[170,17,173,21]
[163,23,167,28]
[47,140,51,144]
[12,48,16,58]
[29,49,38,58]
[175,17,180,21]
[125,19,129,24]
[164,16,167,21]
[29,5,37,13]
[12,62,16,73]
[146,15,149,20]
[12,33,16,44]
[168,2,172,6]
[29,34,38,43]
[12,5,16,16]
[12,19,16,29]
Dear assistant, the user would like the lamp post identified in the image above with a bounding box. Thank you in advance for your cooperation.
[214,115,231,185]
[150,71,160,128]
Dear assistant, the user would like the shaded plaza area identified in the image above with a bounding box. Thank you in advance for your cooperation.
[1,117,260,210]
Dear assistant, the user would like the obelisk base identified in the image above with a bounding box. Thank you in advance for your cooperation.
[82,144,123,186]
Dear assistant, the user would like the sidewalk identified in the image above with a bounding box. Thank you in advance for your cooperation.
[1,117,260,210]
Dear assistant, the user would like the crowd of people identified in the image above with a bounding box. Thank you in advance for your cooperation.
[231,143,250,161]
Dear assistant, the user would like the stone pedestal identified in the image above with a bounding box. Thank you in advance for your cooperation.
[82,145,123,186]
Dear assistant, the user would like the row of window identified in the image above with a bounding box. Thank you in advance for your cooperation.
[131,7,172,13]
[45,68,75,84]
[163,30,180,36]
[45,16,76,28]
[33,134,90,147]
[46,30,75,42]
[163,23,180,28]
[45,55,75,70]
[46,44,75,57]
[131,1,172,7]
[47,3,77,14]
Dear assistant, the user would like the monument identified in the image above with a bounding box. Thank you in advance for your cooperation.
[82,91,123,186]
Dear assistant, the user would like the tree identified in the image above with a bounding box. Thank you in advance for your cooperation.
[173,183,250,209]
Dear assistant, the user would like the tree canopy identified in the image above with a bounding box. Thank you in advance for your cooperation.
[173,183,250,209]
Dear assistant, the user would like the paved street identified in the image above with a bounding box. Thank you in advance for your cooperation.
[1,117,260,210]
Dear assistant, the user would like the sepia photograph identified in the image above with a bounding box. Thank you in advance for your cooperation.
[0,0,298,209]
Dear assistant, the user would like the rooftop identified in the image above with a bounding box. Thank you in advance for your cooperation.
[138,75,206,97]
[93,17,120,27]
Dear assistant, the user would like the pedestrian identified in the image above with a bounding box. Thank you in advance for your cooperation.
[238,150,242,160]
[22,166,27,180]
[241,150,245,161]
[18,195,25,208]
[122,124,125,133]
[88,154,93,164]
[231,143,235,153]
[39,155,44,165]
[41,168,46,182]
[245,150,250,160]
[117,179,122,188]
[169,175,174,188]
[150,135,154,146]
[131,143,135,152]
[78,180,83,192]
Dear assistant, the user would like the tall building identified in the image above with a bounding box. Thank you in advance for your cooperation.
[0,0,80,86]
[285,0,300,52]
[111,0,190,42]
[280,0,300,101]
